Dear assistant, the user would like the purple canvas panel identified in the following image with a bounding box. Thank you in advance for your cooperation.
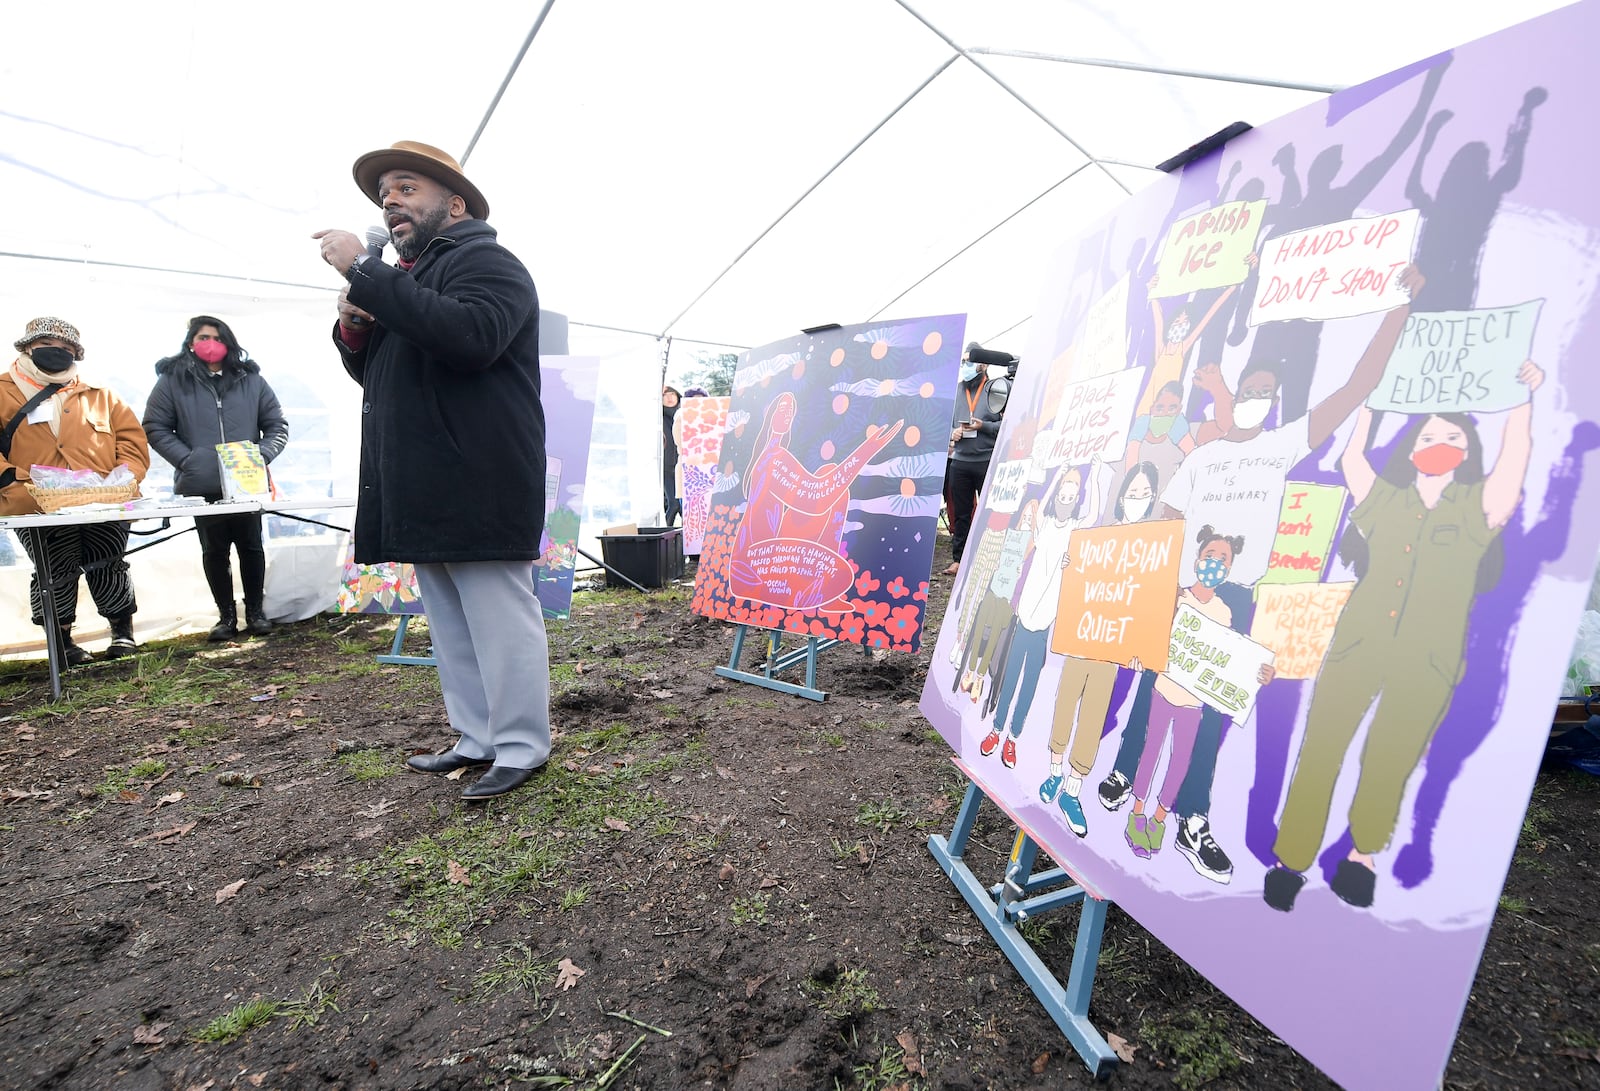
[920,6,1600,1089]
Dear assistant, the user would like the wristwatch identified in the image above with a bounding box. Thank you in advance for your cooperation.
[347,253,372,280]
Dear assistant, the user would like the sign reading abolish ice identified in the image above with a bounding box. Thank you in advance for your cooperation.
[1249,210,1420,325]
[920,8,1600,1089]
[1368,300,1544,413]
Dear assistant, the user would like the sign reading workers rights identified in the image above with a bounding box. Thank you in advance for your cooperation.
[1249,209,1420,326]
[1367,300,1545,414]
[1155,200,1268,297]
[1052,519,1184,670]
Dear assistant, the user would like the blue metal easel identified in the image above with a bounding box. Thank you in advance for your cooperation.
[376,614,436,666]
[927,762,1119,1079]
[713,622,871,702]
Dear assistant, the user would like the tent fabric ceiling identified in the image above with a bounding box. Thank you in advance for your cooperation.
[2,1,1574,359]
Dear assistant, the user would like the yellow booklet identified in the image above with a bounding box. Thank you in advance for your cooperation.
[216,441,270,499]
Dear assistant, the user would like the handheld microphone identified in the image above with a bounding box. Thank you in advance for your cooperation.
[364,226,389,262]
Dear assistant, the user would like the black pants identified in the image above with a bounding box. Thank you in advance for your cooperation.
[18,524,136,628]
[944,458,988,562]
[195,510,266,612]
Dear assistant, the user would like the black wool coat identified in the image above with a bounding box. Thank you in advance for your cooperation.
[335,219,545,564]
[142,353,290,499]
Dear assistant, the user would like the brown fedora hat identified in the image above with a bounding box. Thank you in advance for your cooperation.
[352,140,490,221]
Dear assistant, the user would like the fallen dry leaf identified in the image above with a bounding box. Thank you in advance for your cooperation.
[1107,1033,1137,1063]
[758,876,779,889]
[1554,1047,1600,1063]
[563,760,581,772]
[574,660,590,674]
[855,844,871,866]
[943,931,981,946]
[357,798,396,819]
[132,1021,171,1045]
[927,794,951,816]
[744,972,773,998]
[223,752,244,763]
[556,957,586,991]
[1,787,50,804]
[649,689,675,699]
[603,816,631,832]
[896,1031,925,1075]
[246,1075,267,1088]
[185,1081,215,1091]
[155,791,184,807]
[117,789,142,803]
[289,706,306,717]
[403,855,426,866]
[132,820,197,845]
[214,879,246,905]
[446,860,470,886]
[57,747,80,758]
[444,767,467,781]
[1032,1052,1051,1075]
[718,863,736,881]
[353,824,383,840]
[714,765,734,780]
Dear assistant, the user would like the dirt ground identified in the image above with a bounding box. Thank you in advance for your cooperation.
[0,563,1596,1091]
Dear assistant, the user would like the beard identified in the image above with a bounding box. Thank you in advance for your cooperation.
[391,203,451,261]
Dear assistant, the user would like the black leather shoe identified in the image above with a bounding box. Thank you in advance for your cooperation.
[462,763,544,801]
[406,750,493,775]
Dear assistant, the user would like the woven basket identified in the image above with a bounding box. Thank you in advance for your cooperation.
[25,483,140,513]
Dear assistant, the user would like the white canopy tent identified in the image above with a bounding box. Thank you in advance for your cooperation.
[0,0,1573,647]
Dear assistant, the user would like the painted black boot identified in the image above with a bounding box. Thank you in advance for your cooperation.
[209,604,239,643]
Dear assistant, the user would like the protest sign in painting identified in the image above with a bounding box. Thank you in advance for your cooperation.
[921,6,1600,1088]
[338,355,598,621]
[692,316,964,651]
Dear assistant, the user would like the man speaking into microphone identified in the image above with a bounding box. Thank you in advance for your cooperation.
[314,140,551,801]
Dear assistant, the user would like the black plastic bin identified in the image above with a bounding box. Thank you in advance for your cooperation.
[600,526,685,589]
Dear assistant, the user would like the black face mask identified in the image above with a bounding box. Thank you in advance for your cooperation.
[28,347,75,374]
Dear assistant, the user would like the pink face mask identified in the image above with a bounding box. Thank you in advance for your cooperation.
[1411,442,1467,477]
[193,339,227,365]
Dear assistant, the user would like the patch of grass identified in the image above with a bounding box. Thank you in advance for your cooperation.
[1558,1027,1600,1050]
[820,731,846,750]
[338,749,401,781]
[846,1039,918,1091]
[829,837,863,861]
[190,997,280,1044]
[97,759,168,797]
[730,892,770,927]
[175,722,231,747]
[335,637,371,656]
[279,973,340,1031]
[474,942,555,998]
[861,719,890,732]
[807,967,880,1018]
[1498,894,1530,915]
[856,799,911,834]
[658,703,682,718]
[558,885,590,912]
[1017,917,1056,946]
[1142,1012,1242,1091]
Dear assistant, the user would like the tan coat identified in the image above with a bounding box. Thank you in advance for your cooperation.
[0,372,150,515]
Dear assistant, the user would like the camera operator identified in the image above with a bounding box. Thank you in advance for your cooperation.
[942,342,1014,576]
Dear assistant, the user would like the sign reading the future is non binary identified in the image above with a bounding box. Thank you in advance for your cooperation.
[921,7,1600,1089]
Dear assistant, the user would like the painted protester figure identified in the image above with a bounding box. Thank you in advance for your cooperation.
[1110,370,1234,523]
[956,498,1037,709]
[1263,365,1542,912]
[1097,266,1424,884]
[977,463,1097,767]
[1138,272,1242,418]
[1040,458,1158,837]
[1124,526,1275,858]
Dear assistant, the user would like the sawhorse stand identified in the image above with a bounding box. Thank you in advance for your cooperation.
[376,614,436,666]
[712,622,869,702]
[927,762,1119,1079]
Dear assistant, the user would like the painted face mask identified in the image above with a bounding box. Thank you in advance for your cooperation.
[1147,413,1177,438]
[193,340,228,365]
[958,362,979,383]
[1411,442,1467,477]
[1122,497,1152,523]
[1232,397,1272,430]
[1196,555,1229,589]
[1166,318,1191,345]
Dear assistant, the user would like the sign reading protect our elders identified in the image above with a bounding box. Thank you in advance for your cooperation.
[1367,300,1544,413]
[1050,520,1184,670]
[1155,199,1268,296]
[1249,210,1421,325]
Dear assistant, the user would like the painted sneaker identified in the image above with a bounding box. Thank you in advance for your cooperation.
[1098,770,1132,812]
[1125,813,1152,858]
[1037,774,1064,803]
[1175,814,1233,884]
[979,729,1002,757]
[1000,737,1018,769]
[1144,814,1166,855]
[1058,791,1088,837]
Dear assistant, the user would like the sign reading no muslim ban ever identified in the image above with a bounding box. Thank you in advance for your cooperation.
[1051,520,1184,670]
[1367,300,1544,414]
[1249,210,1420,325]
[1164,601,1276,720]
[1154,199,1269,297]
